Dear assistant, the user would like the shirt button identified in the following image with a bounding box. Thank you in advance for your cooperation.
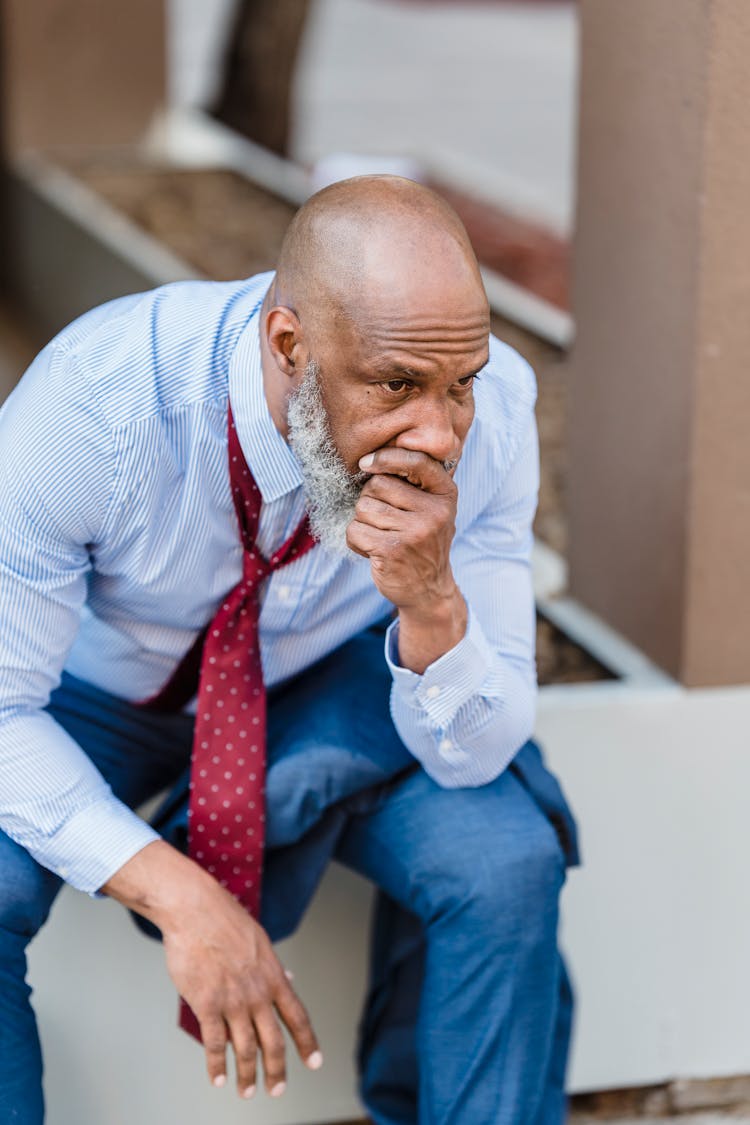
[438,738,453,753]
[277,585,291,602]
[425,685,441,700]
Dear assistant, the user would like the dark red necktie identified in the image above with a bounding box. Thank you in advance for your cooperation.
[143,406,317,1037]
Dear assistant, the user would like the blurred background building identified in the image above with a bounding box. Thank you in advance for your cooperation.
[170,0,577,231]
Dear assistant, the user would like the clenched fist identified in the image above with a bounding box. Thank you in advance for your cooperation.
[347,447,468,673]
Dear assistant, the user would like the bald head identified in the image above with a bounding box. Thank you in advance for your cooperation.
[260,175,491,471]
[270,175,488,341]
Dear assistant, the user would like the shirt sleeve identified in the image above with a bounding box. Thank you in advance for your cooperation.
[0,344,159,894]
[385,411,539,788]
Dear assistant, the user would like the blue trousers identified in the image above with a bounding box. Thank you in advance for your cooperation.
[0,625,577,1124]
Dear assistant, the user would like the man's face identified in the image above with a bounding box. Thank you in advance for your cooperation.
[287,285,490,554]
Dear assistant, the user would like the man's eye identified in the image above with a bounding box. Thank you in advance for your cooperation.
[384,379,411,393]
[456,374,477,387]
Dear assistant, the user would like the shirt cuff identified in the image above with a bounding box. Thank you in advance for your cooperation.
[384,606,495,727]
[39,795,160,896]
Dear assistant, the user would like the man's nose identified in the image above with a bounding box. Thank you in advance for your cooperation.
[398,400,460,465]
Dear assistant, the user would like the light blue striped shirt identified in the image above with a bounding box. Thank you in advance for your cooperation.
[0,272,539,894]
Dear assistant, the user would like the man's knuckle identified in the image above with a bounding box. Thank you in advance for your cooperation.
[191,990,216,1014]
[363,475,385,496]
[204,1037,226,1054]
[234,1043,256,1062]
[265,1029,285,1052]
[223,988,246,1012]
[247,989,269,1012]
[262,1032,286,1059]
[272,968,294,994]
[263,1054,285,1078]
[234,1036,257,1060]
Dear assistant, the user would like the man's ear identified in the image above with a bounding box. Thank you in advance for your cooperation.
[265,306,304,378]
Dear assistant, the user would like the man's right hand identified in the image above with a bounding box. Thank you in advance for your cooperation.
[101,840,322,1099]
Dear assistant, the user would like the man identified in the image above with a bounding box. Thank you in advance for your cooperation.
[0,176,577,1124]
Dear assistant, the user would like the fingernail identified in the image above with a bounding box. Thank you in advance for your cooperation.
[359,453,374,469]
[270,1081,286,1097]
[284,968,294,981]
[213,1075,226,1089]
[306,1050,324,1070]
[242,1085,256,1100]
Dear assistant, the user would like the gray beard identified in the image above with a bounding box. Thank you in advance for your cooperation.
[287,360,368,557]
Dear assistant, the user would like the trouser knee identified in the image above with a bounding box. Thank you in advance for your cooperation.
[428,815,565,944]
[0,833,61,943]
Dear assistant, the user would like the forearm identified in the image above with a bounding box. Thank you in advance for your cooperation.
[0,708,159,892]
[101,838,221,928]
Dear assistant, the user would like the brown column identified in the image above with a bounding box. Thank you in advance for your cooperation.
[0,0,165,152]
[569,0,750,686]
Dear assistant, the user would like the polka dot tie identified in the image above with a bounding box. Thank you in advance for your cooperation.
[142,405,317,1040]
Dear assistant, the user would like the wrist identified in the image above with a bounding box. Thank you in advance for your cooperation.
[396,586,467,674]
[101,839,217,931]
[398,583,465,631]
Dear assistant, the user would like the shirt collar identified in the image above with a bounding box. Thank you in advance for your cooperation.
[228,280,304,503]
